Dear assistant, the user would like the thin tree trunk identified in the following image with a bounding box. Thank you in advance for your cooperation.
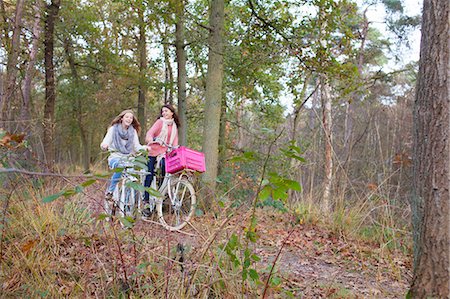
[43,0,60,169]
[410,0,449,296]
[160,25,174,105]
[236,99,244,149]
[175,0,187,145]
[137,5,147,140]
[63,37,90,173]
[321,76,332,213]
[1,0,24,125]
[21,0,43,130]
[217,97,227,176]
[201,0,225,203]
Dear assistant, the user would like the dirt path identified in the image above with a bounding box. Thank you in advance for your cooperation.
[85,185,412,298]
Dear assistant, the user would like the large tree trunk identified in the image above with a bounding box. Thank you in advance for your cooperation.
[175,0,187,146]
[321,76,332,213]
[43,0,60,169]
[21,0,43,131]
[201,0,225,202]
[410,0,449,297]
[1,0,24,125]
[137,5,147,140]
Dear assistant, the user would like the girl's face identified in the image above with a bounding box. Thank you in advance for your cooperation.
[122,112,134,127]
[161,107,174,120]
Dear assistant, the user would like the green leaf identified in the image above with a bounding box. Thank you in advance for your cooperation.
[195,208,204,216]
[242,269,248,280]
[228,234,239,250]
[251,254,261,262]
[145,187,162,197]
[246,231,258,243]
[134,155,148,164]
[126,181,146,192]
[62,189,77,197]
[405,290,412,299]
[261,128,274,134]
[249,269,259,281]
[43,191,64,203]
[97,213,109,220]
[218,200,225,208]
[285,180,301,191]
[94,173,110,178]
[133,161,148,170]
[258,185,272,201]
[81,179,97,187]
[272,188,288,201]
[271,276,281,286]
[75,185,84,193]
[120,216,134,228]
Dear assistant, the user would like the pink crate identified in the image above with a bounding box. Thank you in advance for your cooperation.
[165,146,206,174]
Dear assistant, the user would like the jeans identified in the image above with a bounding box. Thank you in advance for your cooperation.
[144,156,165,202]
[107,158,124,193]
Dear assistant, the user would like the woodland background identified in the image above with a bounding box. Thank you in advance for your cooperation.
[1,0,448,298]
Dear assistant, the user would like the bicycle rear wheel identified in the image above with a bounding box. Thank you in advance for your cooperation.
[157,177,196,231]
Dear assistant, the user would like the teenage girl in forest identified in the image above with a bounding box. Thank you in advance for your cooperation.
[142,104,180,217]
[100,109,147,201]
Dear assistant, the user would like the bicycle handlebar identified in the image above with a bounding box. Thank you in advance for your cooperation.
[149,139,179,152]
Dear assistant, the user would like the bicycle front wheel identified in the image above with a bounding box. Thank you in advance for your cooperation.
[157,177,196,231]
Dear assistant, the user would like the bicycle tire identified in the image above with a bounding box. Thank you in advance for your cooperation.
[104,184,120,218]
[157,177,196,231]
[118,184,140,219]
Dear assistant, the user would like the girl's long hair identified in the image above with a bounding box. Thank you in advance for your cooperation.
[110,109,141,134]
[159,104,181,127]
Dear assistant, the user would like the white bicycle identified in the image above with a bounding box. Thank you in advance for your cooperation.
[104,150,197,231]
[142,149,197,231]
[104,155,148,224]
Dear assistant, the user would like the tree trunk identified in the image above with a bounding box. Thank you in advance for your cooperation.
[201,0,225,202]
[21,0,43,131]
[137,5,147,140]
[1,0,24,125]
[43,0,60,169]
[410,0,449,297]
[161,26,174,105]
[63,37,90,173]
[321,76,332,213]
[175,0,187,146]
[217,97,227,176]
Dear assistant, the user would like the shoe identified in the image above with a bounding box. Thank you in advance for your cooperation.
[105,192,113,202]
[142,201,152,217]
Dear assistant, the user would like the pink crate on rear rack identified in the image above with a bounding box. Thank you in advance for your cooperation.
[165,146,206,174]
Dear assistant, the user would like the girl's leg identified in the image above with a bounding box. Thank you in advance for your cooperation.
[158,158,166,188]
[144,156,157,202]
[107,158,123,195]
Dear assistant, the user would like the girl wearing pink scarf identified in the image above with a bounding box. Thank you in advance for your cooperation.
[142,104,180,217]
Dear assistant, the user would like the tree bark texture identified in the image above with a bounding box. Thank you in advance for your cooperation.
[137,5,147,140]
[43,0,60,168]
[21,0,43,130]
[321,76,332,213]
[410,0,449,297]
[1,0,24,124]
[63,37,90,173]
[175,0,187,146]
[201,0,225,198]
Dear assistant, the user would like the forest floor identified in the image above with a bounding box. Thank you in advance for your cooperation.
[82,184,413,299]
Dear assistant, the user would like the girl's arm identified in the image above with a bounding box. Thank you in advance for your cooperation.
[173,131,179,146]
[100,127,113,150]
[132,130,147,151]
[145,119,162,144]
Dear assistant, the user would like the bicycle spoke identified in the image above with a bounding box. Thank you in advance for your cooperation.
[157,177,196,231]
